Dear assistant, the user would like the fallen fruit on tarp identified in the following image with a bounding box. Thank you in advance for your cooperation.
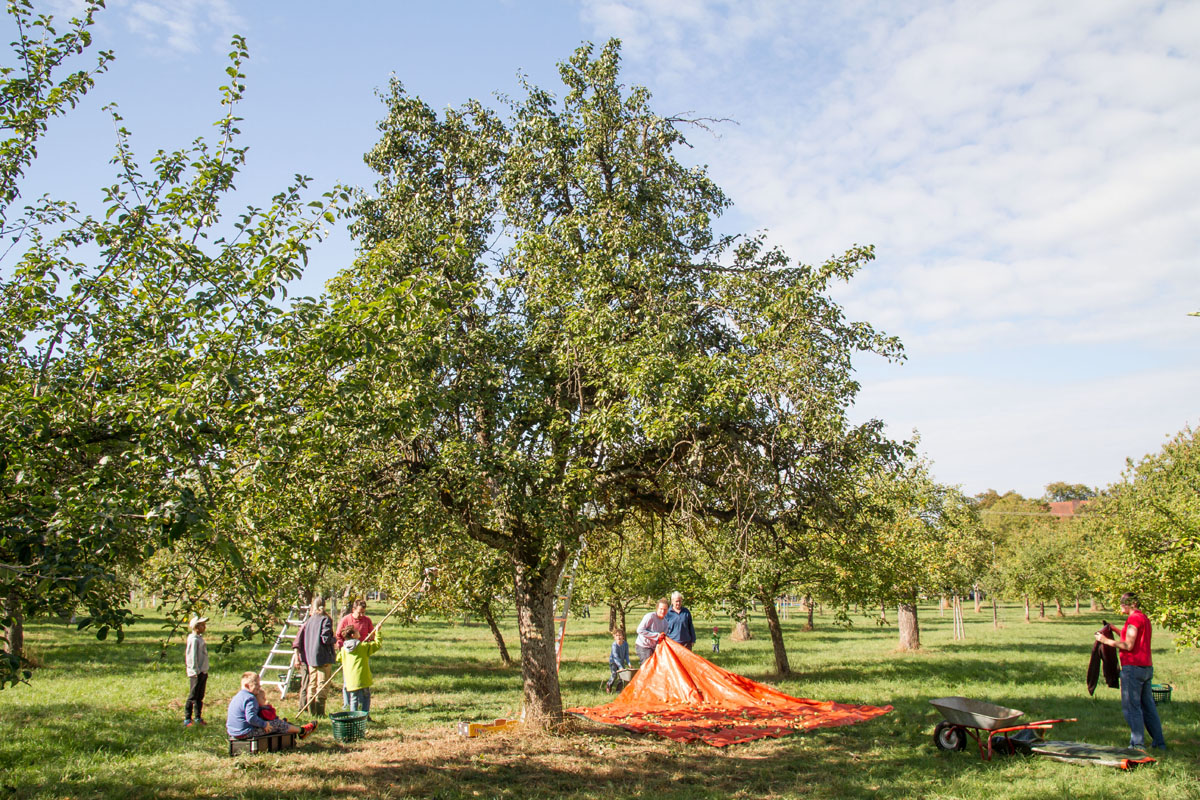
[566,636,892,746]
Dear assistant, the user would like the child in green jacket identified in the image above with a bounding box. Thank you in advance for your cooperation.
[336,625,380,716]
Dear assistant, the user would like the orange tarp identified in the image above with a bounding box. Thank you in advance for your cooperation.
[566,636,892,746]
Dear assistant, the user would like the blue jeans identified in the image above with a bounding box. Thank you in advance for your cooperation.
[346,687,371,714]
[1120,665,1165,748]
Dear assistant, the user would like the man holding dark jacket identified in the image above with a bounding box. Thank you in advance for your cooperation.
[1094,593,1166,750]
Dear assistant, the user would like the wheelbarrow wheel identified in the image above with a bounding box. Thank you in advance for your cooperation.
[933,721,967,751]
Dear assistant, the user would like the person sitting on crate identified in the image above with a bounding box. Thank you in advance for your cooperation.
[227,672,317,742]
[253,686,279,722]
[605,630,630,693]
[336,625,381,717]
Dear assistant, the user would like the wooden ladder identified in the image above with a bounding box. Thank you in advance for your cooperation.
[553,539,587,671]
[258,603,309,698]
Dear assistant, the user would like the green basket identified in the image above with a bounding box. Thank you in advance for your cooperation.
[275,671,302,693]
[329,710,368,743]
[1151,684,1172,704]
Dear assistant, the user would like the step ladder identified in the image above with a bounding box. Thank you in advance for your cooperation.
[258,603,309,699]
[553,538,586,670]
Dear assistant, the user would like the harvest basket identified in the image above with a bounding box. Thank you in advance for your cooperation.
[330,710,368,743]
[1151,684,1172,704]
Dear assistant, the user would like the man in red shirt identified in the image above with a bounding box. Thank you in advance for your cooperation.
[1095,592,1166,750]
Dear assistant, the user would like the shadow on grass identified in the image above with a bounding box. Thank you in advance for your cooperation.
[802,656,1072,692]
[0,701,209,773]
[304,722,962,800]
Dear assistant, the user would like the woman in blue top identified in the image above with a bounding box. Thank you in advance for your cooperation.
[665,591,696,650]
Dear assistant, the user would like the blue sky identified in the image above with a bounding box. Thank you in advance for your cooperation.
[22,0,1200,497]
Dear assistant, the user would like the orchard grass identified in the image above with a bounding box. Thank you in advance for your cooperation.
[1,603,1197,799]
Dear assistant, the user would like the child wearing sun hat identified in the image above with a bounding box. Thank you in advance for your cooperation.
[184,615,210,727]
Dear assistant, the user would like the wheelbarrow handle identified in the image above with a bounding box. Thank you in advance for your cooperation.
[989,718,1076,736]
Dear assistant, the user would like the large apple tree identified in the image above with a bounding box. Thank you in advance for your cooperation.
[284,40,900,723]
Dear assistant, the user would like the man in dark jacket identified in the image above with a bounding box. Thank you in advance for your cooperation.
[300,597,335,716]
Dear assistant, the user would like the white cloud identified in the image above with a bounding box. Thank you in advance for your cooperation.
[580,0,1200,487]
[114,0,244,55]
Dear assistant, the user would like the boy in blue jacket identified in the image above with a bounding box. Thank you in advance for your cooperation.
[605,631,630,693]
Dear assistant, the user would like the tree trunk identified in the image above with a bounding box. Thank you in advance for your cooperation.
[939,595,946,617]
[1090,596,1098,611]
[897,602,920,651]
[3,591,23,660]
[992,596,999,629]
[512,557,564,726]
[804,594,814,631]
[974,586,982,614]
[1075,595,1081,614]
[1054,598,1064,617]
[730,607,752,641]
[1038,601,1045,619]
[1023,595,1031,623]
[879,600,888,625]
[759,590,790,674]
[607,602,619,636]
[481,603,513,667]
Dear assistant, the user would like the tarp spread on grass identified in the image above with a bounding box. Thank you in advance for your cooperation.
[1032,741,1158,770]
[566,636,892,746]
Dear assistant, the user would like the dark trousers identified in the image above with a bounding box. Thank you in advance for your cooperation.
[186,672,208,721]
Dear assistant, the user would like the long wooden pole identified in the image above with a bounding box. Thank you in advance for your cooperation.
[296,568,436,717]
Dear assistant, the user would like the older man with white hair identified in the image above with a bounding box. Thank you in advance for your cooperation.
[665,591,696,650]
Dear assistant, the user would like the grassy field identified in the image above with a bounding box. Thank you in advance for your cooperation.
[0,602,1197,799]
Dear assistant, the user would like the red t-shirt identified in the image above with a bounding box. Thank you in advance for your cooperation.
[1119,609,1152,667]
[335,613,374,650]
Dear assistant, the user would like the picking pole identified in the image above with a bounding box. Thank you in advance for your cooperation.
[294,567,437,717]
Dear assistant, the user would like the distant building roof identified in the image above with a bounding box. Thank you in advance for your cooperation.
[1048,500,1092,518]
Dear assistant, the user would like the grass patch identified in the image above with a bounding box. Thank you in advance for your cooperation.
[0,603,1197,799]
